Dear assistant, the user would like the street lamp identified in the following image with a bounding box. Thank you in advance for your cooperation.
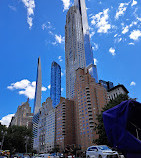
[1,130,7,150]
[25,136,29,153]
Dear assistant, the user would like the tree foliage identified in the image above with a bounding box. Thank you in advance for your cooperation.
[0,125,32,154]
[94,94,129,145]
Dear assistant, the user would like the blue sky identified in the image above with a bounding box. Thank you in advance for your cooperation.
[0,0,141,126]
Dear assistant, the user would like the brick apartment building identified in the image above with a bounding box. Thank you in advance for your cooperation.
[74,68,108,151]
[55,97,75,152]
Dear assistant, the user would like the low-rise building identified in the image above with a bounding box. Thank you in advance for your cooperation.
[107,84,129,101]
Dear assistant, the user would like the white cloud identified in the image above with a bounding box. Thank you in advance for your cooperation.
[55,35,65,44]
[114,34,118,37]
[0,114,15,127]
[137,17,141,22]
[58,56,63,62]
[122,26,129,34]
[92,43,99,51]
[90,31,95,38]
[42,24,47,30]
[7,79,47,99]
[93,58,98,65]
[53,35,65,45]
[131,0,137,7]
[8,5,16,11]
[41,22,53,31]
[22,0,35,29]
[61,70,66,77]
[109,47,116,56]
[128,42,135,45]
[129,30,141,40]
[42,87,47,91]
[61,0,71,11]
[48,85,51,90]
[117,37,122,43]
[130,81,136,86]
[61,72,64,76]
[115,2,129,20]
[91,9,111,33]
[121,21,138,35]
[129,21,137,27]
[7,79,30,90]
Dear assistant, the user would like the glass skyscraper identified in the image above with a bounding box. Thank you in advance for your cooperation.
[50,61,61,108]
[65,0,98,99]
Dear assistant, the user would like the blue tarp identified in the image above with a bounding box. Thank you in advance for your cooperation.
[103,100,141,153]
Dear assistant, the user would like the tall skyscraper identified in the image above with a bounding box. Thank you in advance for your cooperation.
[50,61,61,108]
[33,57,42,152]
[33,57,42,115]
[65,0,98,99]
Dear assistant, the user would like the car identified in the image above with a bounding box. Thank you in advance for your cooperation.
[86,145,119,158]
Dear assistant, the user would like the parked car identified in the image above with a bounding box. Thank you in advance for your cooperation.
[86,145,119,158]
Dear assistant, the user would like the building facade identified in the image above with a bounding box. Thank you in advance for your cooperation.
[99,80,114,91]
[33,57,42,152]
[65,0,98,99]
[38,97,55,153]
[107,84,129,102]
[55,97,75,152]
[74,68,107,151]
[65,6,86,99]
[34,57,42,115]
[9,99,33,128]
[50,61,61,108]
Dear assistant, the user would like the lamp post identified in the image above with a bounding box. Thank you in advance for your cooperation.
[25,136,29,153]
[1,130,7,150]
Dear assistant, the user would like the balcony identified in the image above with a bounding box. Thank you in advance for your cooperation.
[89,124,94,128]
[62,131,66,136]
[89,116,93,119]
[62,112,65,115]
[89,120,94,123]
[87,103,91,106]
[87,99,91,102]
[89,113,93,117]
[62,127,65,130]
[87,100,91,103]
[88,109,92,113]
[89,117,93,120]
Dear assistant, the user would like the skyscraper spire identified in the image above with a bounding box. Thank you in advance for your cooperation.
[33,57,42,115]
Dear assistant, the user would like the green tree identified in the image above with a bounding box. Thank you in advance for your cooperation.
[0,123,7,138]
[94,94,129,145]
[3,125,32,154]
